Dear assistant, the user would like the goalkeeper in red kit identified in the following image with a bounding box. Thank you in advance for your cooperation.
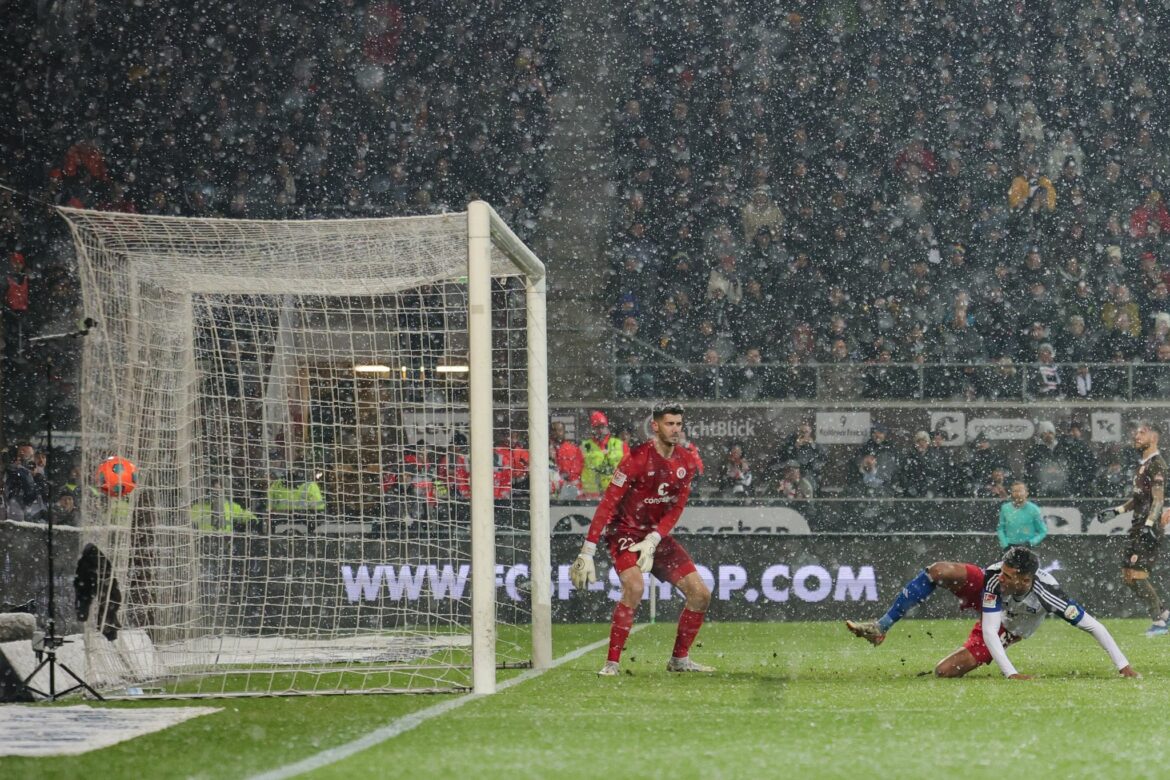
[568,403,713,676]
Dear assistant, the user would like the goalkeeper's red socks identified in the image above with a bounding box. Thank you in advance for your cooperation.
[672,608,705,659]
[607,603,636,663]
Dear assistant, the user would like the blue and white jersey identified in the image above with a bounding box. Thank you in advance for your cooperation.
[981,562,1084,640]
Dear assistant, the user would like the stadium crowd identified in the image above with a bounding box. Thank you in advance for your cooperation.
[607,0,1170,402]
[0,1,1164,521]
[0,0,558,445]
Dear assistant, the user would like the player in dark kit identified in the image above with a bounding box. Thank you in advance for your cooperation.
[846,547,1138,679]
[1099,421,1170,636]
[569,403,713,676]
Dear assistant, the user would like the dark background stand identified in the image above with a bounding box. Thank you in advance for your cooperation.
[20,319,103,700]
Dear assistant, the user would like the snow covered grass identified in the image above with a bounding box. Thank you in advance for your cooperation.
[5,620,1168,779]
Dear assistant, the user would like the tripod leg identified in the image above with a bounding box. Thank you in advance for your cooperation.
[54,661,105,700]
[21,653,105,701]
[21,656,52,699]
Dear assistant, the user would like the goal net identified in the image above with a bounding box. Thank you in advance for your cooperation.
[58,202,550,697]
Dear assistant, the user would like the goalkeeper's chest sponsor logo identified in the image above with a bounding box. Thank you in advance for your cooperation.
[643,481,679,505]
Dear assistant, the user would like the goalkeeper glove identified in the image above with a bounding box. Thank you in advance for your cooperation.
[628,531,661,574]
[569,541,597,590]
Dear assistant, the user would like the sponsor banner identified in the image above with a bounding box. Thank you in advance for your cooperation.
[0,523,1143,626]
[552,502,1110,535]
[553,405,1157,491]
[1091,412,1122,443]
[967,417,1034,441]
[814,412,872,444]
[551,504,811,535]
[929,412,966,446]
[336,536,1138,622]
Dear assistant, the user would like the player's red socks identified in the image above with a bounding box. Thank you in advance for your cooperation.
[672,608,705,659]
[607,603,636,663]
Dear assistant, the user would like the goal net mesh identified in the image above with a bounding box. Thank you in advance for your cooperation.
[59,207,539,696]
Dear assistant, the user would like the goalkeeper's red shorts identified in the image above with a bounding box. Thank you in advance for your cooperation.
[954,563,987,612]
[607,534,697,584]
[963,620,1022,666]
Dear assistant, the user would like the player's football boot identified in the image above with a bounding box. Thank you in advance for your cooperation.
[845,619,886,646]
[597,661,621,676]
[666,655,714,673]
[1144,622,1169,637]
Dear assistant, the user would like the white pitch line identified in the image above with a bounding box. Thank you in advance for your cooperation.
[249,627,642,780]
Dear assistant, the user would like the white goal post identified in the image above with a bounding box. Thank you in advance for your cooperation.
[58,200,550,697]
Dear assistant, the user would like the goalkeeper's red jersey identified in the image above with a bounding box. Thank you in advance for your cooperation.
[585,440,698,545]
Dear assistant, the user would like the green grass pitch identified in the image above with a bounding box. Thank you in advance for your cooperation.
[5,619,1169,780]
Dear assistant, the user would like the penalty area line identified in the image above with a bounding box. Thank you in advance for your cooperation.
[248,627,643,780]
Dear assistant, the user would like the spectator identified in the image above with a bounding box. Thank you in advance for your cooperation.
[716,443,753,497]
[1101,285,1142,339]
[774,422,826,495]
[847,453,895,498]
[740,187,783,244]
[900,430,941,498]
[1026,343,1062,400]
[996,481,1047,550]
[1094,449,1130,499]
[580,411,628,498]
[1061,420,1098,498]
[930,429,971,497]
[1143,312,1170,362]
[731,347,770,401]
[968,433,1008,494]
[1136,341,1170,399]
[982,356,1022,401]
[819,338,860,400]
[977,467,1012,500]
[1069,364,1096,399]
[1128,190,1170,240]
[1046,130,1085,181]
[549,421,584,500]
[53,492,79,526]
[707,255,744,305]
[1025,421,1069,498]
[3,446,45,521]
[3,252,31,357]
[854,424,899,486]
[1098,311,1142,361]
[1008,161,1056,212]
[862,346,915,399]
[691,348,729,398]
[1055,315,1099,365]
[774,460,813,500]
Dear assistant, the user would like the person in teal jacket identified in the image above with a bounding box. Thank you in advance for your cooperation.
[997,481,1047,549]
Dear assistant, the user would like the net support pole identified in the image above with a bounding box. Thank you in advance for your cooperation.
[526,273,552,669]
[467,201,496,695]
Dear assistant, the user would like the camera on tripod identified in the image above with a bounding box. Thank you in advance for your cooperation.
[31,631,70,658]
